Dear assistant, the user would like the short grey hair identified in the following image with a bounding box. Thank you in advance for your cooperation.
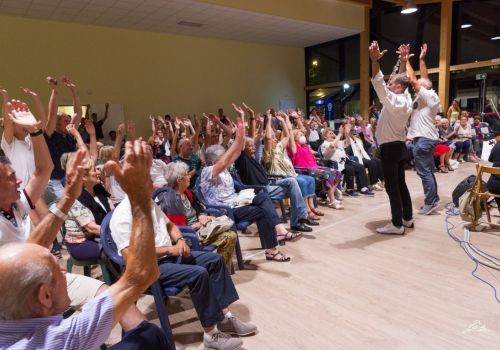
[418,78,433,89]
[205,145,226,166]
[165,161,189,188]
[0,259,53,320]
[391,73,410,89]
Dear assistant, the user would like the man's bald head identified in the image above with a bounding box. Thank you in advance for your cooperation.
[0,243,68,320]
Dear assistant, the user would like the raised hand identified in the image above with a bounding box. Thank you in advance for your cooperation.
[242,102,255,116]
[20,87,38,97]
[369,41,388,62]
[6,100,41,132]
[207,113,219,123]
[46,76,58,89]
[61,76,77,91]
[232,103,245,119]
[63,149,86,200]
[84,119,96,135]
[66,123,79,136]
[117,123,125,137]
[105,139,153,201]
[396,44,413,62]
[344,122,352,135]
[339,125,345,134]
[127,120,136,141]
[420,43,428,60]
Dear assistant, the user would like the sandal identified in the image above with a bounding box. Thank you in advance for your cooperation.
[446,164,454,171]
[277,231,302,245]
[311,208,325,216]
[307,211,321,220]
[438,165,448,173]
[265,250,291,262]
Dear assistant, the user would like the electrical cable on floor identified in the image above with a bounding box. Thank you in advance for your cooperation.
[444,203,500,304]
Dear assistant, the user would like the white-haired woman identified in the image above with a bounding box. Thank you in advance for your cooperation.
[200,105,291,262]
[157,161,237,271]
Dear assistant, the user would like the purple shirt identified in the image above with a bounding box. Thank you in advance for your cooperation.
[0,290,114,350]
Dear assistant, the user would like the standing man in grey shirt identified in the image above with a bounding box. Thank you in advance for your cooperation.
[369,41,414,235]
[403,44,442,215]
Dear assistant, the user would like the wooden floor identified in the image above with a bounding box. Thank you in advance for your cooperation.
[106,162,500,349]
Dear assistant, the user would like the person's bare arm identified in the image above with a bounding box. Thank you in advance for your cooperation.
[401,45,420,93]
[83,221,101,235]
[45,77,58,137]
[66,124,86,150]
[21,88,47,131]
[0,88,13,144]
[170,125,180,158]
[243,103,256,138]
[149,115,156,135]
[62,77,82,127]
[277,112,290,148]
[84,119,98,162]
[104,139,160,327]
[110,123,125,162]
[192,115,201,152]
[211,104,245,178]
[264,109,273,153]
[7,100,53,205]
[27,149,86,248]
[101,103,110,124]
[287,110,298,154]
[419,43,429,80]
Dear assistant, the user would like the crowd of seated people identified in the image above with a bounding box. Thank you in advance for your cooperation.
[1,72,498,350]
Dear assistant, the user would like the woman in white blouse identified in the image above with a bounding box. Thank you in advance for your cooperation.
[453,113,472,163]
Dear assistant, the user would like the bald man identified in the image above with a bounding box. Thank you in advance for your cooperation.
[0,140,166,350]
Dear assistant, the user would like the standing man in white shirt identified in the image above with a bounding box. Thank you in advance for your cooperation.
[403,44,442,215]
[369,41,414,234]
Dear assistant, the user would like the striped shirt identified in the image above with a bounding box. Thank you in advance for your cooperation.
[0,290,114,350]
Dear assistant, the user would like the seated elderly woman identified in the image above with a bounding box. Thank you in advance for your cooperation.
[200,107,292,262]
[61,153,112,261]
[156,161,237,270]
[321,126,374,197]
[287,129,343,209]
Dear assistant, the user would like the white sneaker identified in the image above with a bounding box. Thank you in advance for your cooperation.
[376,222,404,235]
[204,331,243,350]
[402,219,414,228]
[418,203,439,215]
[334,188,343,201]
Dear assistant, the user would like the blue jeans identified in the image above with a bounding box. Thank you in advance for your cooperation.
[295,174,316,198]
[414,137,439,206]
[109,321,167,350]
[454,139,471,155]
[266,177,308,227]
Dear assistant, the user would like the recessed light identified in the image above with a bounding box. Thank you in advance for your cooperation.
[461,24,472,29]
[401,0,417,14]
[312,60,318,66]
[492,36,500,40]
[343,83,350,89]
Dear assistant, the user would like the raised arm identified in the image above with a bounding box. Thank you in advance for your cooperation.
[419,43,429,80]
[192,115,201,152]
[401,44,420,93]
[66,124,86,150]
[369,41,387,78]
[84,119,98,162]
[264,109,273,153]
[21,88,47,131]
[45,77,58,136]
[104,139,160,327]
[277,111,290,147]
[0,88,13,144]
[27,150,85,248]
[62,77,82,127]
[110,123,125,162]
[287,110,299,154]
[211,104,245,178]
[101,103,109,124]
[170,122,180,158]
[243,103,256,138]
[8,100,54,205]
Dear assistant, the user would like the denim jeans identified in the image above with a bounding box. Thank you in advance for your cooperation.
[266,177,308,227]
[294,174,316,198]
[42,179,65,205]
[414,137,439,206]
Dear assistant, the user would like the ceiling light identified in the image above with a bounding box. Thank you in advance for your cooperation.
[401,0,418,14]
[492,36,500,40]
[461,24,472,29]
[312,60,318,66]
[343,83,350,89]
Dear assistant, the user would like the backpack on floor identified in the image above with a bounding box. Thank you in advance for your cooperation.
[452,175,477,207]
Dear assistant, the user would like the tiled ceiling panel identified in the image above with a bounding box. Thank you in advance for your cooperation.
[0,0,359,47]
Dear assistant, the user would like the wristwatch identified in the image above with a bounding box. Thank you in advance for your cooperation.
[172,237,187,245]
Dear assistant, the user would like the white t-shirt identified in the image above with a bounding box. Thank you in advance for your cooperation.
[308,129,320,142]
[455,123,472,138]
[371,71,413,145]
[110,196,172,255]
[150,159,169,188]
[321,140,347,172]
[1,135,35,190]
[407,88,441,140]
[0,191,34,245]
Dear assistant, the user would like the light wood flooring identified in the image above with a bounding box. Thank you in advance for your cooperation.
[100,162,500,349]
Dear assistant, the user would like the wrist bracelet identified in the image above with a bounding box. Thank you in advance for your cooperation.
[30,129,43,137]
[49,206,68,221]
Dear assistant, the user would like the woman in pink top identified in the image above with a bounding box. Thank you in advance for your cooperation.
[288,129,343,209]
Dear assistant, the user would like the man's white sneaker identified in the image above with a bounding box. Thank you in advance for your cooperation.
[376,222,405,235]
[418,203,439,215]
[402,219,414,228]
[217,316,257,336]
[204,331,243,350]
